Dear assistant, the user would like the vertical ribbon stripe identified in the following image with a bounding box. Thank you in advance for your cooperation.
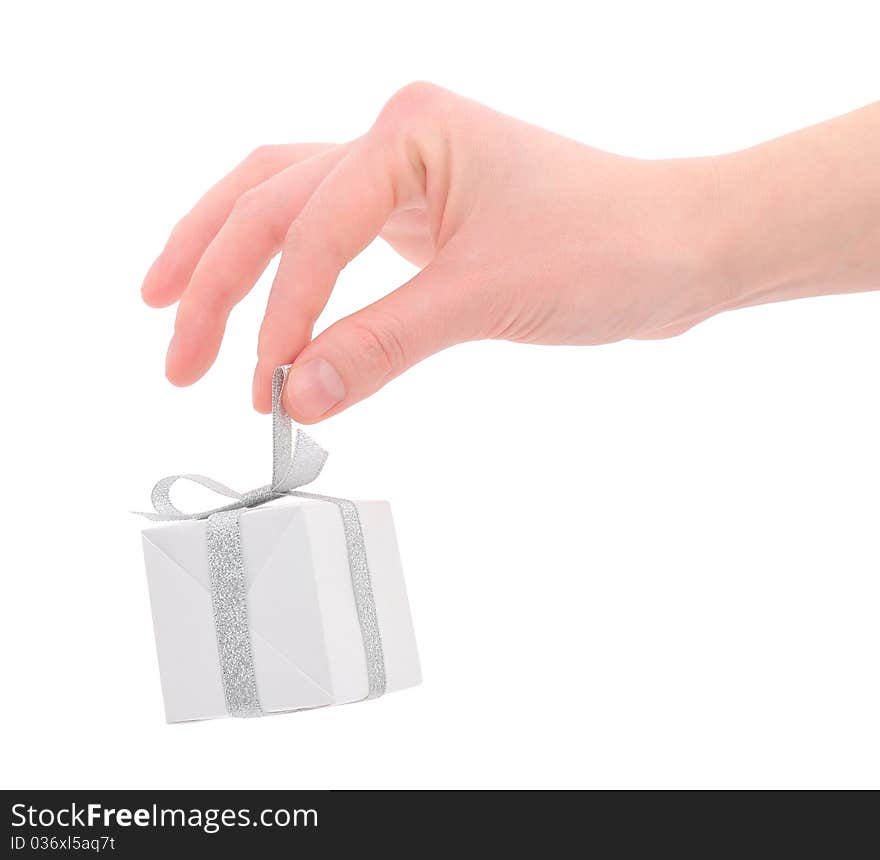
[295,492,387,699]
[206,510,262,717]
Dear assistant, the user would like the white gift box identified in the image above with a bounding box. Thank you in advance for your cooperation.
[142,496,421,723]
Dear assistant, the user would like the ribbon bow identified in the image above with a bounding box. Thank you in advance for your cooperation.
[140,365,385,717]
[141,366,328,521]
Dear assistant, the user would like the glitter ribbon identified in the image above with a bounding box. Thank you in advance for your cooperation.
[140,366,386,716]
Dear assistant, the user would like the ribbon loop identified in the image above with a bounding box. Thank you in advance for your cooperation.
[147,474,245,521]
[142,366,328,521]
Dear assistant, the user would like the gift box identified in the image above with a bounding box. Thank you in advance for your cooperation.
[139,366,420,722]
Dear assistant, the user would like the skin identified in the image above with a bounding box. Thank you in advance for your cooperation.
[141,83,880,422]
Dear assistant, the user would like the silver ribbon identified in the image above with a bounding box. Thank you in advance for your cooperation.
[140,365,386,716]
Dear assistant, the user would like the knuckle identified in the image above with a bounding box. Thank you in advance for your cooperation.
[231,187,265,219]
[346,316,407,380]
[177,294,216,328]
[282,216,306,249]
[234,183,288,244]
[378,81,443,128]
[166,225,185,249]
[256,326,282,361]
[167,215,192,247]
[245,144,279,169]
[283,217,347,272]
[281,217,314,261]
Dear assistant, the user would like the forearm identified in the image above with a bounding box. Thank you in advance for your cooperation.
[715,101,880,311]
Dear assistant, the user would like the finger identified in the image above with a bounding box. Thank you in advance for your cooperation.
[281,262,482,422]
[252,138,413,410]
[142,143,333,308]
[166,146,348,386]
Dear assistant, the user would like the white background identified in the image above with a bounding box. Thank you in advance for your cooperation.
[1,0,878,789]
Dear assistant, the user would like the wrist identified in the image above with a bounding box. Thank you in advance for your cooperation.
[711,103,880,311]
[711,147,821,308]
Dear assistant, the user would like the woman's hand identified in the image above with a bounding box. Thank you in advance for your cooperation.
[141,84,880,421]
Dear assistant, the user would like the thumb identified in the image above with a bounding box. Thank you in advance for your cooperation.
[282,265,481,422]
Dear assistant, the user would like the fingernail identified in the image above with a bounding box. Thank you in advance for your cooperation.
[286,358,345,420]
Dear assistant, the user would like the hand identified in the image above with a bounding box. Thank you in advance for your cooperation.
[141,84,880,421]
